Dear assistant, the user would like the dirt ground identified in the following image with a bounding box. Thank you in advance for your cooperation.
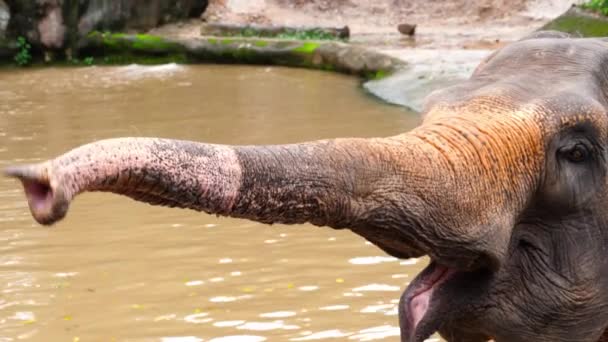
[151,0,584,50]
[204,0,530,26]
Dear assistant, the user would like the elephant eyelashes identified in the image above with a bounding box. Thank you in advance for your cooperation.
[560,143,591,163]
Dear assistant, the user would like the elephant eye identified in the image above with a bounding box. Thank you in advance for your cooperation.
[562,143,590,163]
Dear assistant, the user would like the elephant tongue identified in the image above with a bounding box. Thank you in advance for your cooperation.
[409,264,455,329]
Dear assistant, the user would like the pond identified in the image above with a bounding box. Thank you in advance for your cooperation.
[0,64,438,341]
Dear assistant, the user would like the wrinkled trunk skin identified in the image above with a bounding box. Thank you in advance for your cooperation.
[5,100,543,268]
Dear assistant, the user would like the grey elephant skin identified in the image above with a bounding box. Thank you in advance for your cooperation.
[5,31,608,342]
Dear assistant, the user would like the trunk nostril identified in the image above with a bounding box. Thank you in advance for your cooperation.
[23,179,53,210]
[4,163,70,226]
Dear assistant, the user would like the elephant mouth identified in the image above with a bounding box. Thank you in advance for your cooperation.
[401,261,460,342]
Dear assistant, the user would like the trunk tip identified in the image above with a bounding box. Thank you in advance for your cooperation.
[4,165,30,178]
[3,163,70,226]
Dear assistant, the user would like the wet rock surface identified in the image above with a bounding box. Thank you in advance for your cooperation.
[364,49,490,111]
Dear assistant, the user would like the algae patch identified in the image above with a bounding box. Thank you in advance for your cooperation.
[543,15,608,36]
[370,69,390,80]
[293,42,320,54]
[541,6,608,37]
[82,31,188,64]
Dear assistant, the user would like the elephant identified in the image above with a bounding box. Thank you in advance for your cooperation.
[5,31,608,341]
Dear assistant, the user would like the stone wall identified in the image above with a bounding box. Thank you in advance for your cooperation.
[79,33,404,76]
[3,0,207,52]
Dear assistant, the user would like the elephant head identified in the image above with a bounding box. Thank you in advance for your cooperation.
[5,32,608,341]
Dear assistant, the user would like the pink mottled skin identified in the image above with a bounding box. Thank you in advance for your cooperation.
[6,138,242,224]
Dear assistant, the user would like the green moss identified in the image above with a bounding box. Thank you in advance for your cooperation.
[221,39,234,45]
[229,47,260,61]
[241,27,258,37]
[216,27,343,40]
[361,69,392,80]
[543,14,608,36]
[293,42,320,54]
[253,40,269,47]
[131,34,175,51]
[87,32,182,52]
[373,69,390,80]
[320,64,335,71]
[87,31,126,50]
[207,38,218,44]
[82,31,188,64]
[276,29,341,41]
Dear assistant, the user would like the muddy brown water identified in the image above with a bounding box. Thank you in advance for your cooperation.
[0,64,439,342]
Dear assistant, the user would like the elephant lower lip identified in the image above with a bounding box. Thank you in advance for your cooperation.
[402,262,458,341]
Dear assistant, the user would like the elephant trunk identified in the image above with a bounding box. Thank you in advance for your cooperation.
[4,137,401,228]
[4,113,541,269]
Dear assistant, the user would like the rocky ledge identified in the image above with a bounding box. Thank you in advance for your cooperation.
[77,32,405,79]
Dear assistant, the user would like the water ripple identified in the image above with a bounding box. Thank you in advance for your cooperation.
[237,321,300,331]
[259,311,296,318]
[291,329,351,340]
[352,284,401,292]
[349,325,400,341]
[348,256,398,265]
[209,336,266,342]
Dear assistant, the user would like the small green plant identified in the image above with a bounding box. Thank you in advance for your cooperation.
[14,36,32,66]
[224,27,341,41]
[69,56,95,66]
[240,27,258,37]
[277,29,339,41]
[582,0,608,15]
